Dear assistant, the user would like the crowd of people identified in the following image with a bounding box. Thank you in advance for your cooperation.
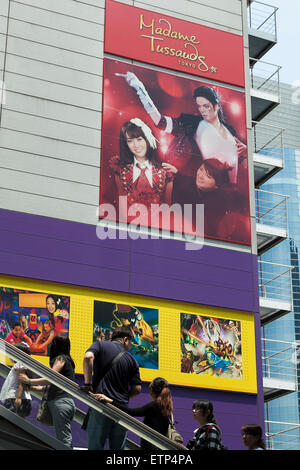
[0,326,265,450]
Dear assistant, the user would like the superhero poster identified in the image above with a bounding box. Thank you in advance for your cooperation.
[0,287,70,357]
[93,301,159,369]
[100,57,251,245]
[181,313,242,380]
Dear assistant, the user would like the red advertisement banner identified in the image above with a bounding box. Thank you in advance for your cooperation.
[104,0,245,87]
[99,58,251,246]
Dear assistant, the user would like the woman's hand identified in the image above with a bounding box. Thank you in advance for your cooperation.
[94,393,113,403]
[234,137,247,157]
[162,162,178,174]
[19,373,29,385]
[15,398,22,409]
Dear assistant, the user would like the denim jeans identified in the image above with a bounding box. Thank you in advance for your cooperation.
[87,408,127,450]
[48,397,75,448]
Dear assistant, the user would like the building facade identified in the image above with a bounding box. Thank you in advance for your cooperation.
[258,82,300,450]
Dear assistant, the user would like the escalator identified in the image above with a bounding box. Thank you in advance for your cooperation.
[0,339,185,451]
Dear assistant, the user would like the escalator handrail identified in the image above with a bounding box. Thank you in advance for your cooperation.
[0,339,186,450]
[0,361,139,450]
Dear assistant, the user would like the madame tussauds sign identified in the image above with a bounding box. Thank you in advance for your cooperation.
[104,0,245,87]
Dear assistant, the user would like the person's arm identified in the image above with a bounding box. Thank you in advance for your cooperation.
[34,331,55,350]
[19,357,66,387]
[234,137,247,158]
[94,394,154,418]
[164,181,173,206]
[122,72,161,126]
[15,367,25,409]
[23,333,32,345]
[129,384,141,398]
[34,332,43,345]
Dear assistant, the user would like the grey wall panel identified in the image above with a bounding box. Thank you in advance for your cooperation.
[4,91,101,129]
[4,72,102,110]
[0,188,98,224]
[0,167,98,204]
[0,148,99,185]
[0,17,7,35]
[7,37,103,74]
[0,51,4,70]
[0,128,100,166]
[0,34,6,52]
[11,0,105,24]
[9,2,104,40]
[0,0,9,17]
[1,109,101,147]
[8,19,103,57]
[5,55,102,93]
[74,0,105,6]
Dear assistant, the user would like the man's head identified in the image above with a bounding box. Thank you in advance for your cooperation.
[196,159,231,191]
[111,326,134,351]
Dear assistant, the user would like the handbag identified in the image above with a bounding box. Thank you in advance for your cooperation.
[167,413,184,444]
[37,386,53,426]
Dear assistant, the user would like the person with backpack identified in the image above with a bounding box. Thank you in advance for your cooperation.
[82,326,142,450]
[186,399,225,450]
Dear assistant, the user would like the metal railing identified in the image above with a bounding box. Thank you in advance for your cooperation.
[261,338,298,385]
[265,420,300,450]
[250,58,281,97]
[258,260,293,305]
[0,339,185,450]
[252,121,285,165]
[255,189,289,231]
[248,0,278,38]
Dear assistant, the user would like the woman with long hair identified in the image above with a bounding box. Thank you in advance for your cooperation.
[186,399,224,450]
[110,119,174,210]
[19,335,76,448]
[241,424,266,450]
[46,294,69,336]
[95,377,175,450]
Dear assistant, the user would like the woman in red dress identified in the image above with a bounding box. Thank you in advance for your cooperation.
[110,119,174,224]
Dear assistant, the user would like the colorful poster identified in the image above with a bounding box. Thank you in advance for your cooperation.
[93,301,159,369]
[181,313,242,380]
[104,0,245,87]
[100,58,251,245]
[0,287,70,356]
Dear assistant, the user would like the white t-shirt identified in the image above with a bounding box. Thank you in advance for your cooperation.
[0,362,31,401]
[195,120,238,184]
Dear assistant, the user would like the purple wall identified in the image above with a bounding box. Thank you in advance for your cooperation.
[0,209,259,313]
[0,208,264,448]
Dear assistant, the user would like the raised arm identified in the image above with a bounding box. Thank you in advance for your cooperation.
[117,72,164,127]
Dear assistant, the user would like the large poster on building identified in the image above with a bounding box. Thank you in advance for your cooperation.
[93,301,159,369]
[181,313,242,380]
[100,58,251,245]
[0,287,70,357]
[105,0,245,87]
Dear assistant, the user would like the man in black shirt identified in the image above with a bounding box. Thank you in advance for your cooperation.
[82,327,141,450]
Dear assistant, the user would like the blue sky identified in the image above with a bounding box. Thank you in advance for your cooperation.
[261,0,300,85]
